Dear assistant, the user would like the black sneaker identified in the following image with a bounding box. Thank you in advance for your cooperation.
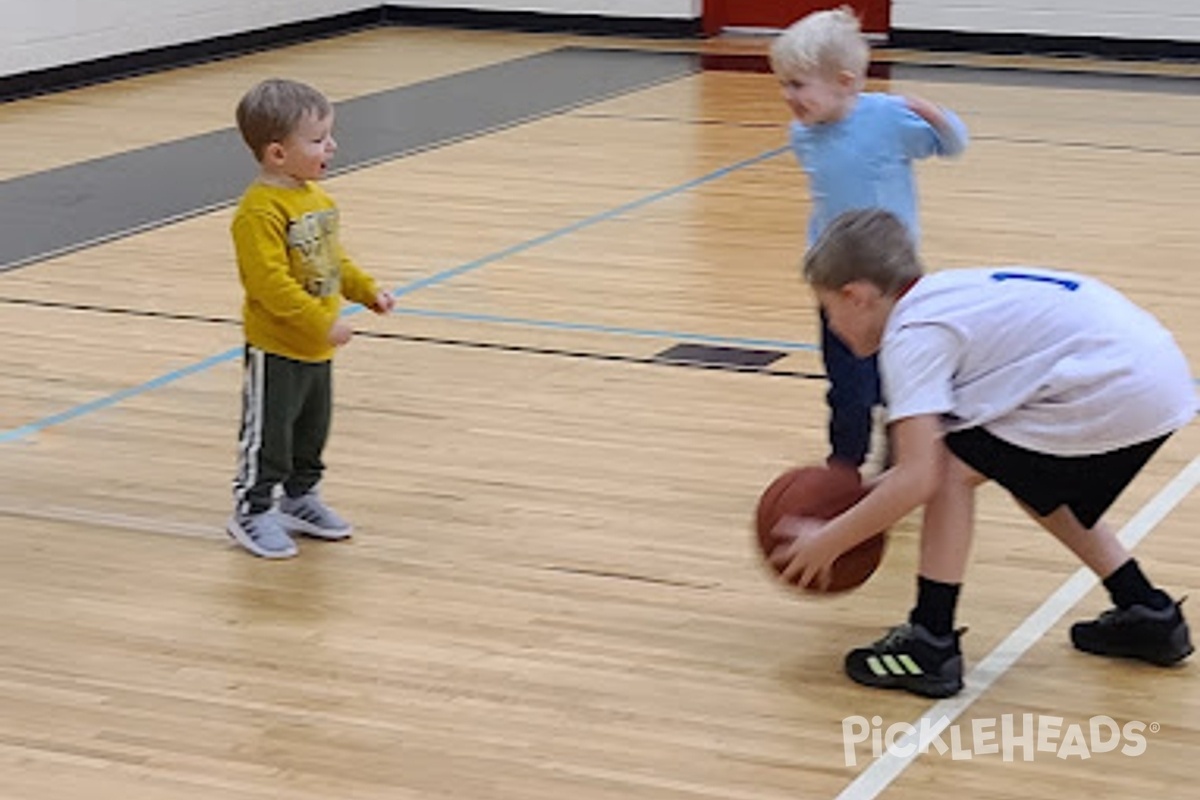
[845,623,964,698]
[1070,599,1193,666]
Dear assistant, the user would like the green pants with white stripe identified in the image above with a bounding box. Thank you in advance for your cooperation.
[233,345,332,516]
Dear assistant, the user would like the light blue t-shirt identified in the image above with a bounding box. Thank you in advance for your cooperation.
[789,92,968,245]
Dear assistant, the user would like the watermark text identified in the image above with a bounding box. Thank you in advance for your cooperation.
[842,714,1156,766]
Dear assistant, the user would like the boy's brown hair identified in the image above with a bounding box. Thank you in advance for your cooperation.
[235,78,332,161]
[803,209,924,293]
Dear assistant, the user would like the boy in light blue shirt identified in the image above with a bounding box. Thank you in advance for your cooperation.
[770,6,968,472]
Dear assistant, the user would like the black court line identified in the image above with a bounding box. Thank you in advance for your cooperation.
[537,565,721,590]
[888,61,1200,95]
[970,134,1200,159]
[572,111,782,130]
[570,111,1200,159]
[701,51,1200,95]
[0,295,823,381]
[360,330,821,379]
[0,47,697,273]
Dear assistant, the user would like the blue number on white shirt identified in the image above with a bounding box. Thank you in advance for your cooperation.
[990,271,1080,291]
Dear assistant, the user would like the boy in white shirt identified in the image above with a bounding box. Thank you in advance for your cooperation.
[772,208,1196,698]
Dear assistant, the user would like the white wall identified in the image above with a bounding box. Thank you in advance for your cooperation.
[893,0,1200,42]
[15,1,1194,82]
[4,1,701,79]
[3,0,379,77]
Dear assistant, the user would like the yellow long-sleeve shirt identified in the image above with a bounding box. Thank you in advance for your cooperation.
[232,181,380,362]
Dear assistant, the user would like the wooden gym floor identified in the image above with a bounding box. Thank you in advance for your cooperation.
[0,24,1196,800]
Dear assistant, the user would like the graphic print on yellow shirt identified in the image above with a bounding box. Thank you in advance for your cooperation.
[232,181,380,363]
[287,209,341,299]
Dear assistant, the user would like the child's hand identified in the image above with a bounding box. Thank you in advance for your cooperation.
[328,319,354,347]
[369,291,395,315]
[770,516,840,590]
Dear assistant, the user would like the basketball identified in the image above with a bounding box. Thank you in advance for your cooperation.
[754,464,886,593]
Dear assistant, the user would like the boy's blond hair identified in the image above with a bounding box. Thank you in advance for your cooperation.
[803,209,923,293]
[769,6,869,80]
[235,78,332,161]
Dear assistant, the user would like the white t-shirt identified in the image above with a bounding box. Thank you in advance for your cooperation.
[883,268,1197,455]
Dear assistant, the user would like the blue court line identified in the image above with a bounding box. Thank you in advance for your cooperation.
[385,146,788,298]
[0,145,790,444]
[0,348,241,444]
[390,306,819,352]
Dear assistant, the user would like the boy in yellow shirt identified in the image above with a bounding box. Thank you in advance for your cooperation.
[228,78,394,558]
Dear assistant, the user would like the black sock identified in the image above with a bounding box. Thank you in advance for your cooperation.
[909,576,961,638]
[1103,559,1171,610]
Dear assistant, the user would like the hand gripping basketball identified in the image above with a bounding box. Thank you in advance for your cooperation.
[754,464,887,593]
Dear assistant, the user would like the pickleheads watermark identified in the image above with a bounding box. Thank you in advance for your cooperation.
[842,714,1157,766]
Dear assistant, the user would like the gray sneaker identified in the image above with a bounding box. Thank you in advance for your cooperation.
[278,491,353,540]
[226,510,298,559]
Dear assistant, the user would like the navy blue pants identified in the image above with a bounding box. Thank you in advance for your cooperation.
[821,310,881,467]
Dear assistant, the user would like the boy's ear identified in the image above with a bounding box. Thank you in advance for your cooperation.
[842,280,880,307]
[836,69,859,90]
[263,141,286,164]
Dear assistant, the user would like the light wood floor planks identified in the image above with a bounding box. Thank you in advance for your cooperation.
[0,25,1196,800]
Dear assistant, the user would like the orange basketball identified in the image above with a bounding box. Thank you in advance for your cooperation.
[754,464,887,593]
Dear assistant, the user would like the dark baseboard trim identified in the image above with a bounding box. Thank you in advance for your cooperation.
[890,28,1200,62]
[1,6,702,104]
[381,6,701,39]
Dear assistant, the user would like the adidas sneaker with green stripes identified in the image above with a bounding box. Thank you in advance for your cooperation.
[844,623,965,698]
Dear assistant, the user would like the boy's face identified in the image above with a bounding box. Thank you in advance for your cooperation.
[264,109,337,184]
[778,68,857,125]
[814,282,888,357]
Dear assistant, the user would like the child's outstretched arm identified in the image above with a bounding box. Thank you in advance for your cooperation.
[900,95,969,158]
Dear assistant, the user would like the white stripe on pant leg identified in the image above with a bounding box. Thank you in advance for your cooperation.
[233,347,266,515]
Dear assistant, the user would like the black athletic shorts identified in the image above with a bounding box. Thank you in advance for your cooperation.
[944,427,1171,529]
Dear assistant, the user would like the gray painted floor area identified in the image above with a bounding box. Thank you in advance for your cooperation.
[0,47,698,272]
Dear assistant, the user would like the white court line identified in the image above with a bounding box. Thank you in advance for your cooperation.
[0,500,220,540]
[836,454,1200,800]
